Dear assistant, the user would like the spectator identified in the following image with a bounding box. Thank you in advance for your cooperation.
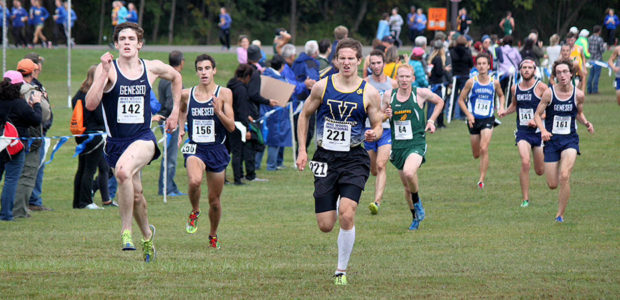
[226,64,253,185]
[257,55,293,171]
[383,46,401,79]
[576,29,591,59]
[52,0,66,46]
[407,6,416,43]
[23,53,52,212]
[428,39,451,127]
[449,34,473,120]
[292,40,320,99]
[10,0,29,48]
[604,8,619,45]
[587,25,606,94]
[72,65,111,209]
[0,71,42,221]
[328,25,348,63]
[412,8,427,41]
[154,50,185,196]
[528,32,545,64]
[251,40,267,69]
[218,7,232,50]
[520,38,542,66]
[127,3,138,23]
[547,34,561,67]
[409,47,428,88]
[116,1,128,25]
[389,7,404,47]
[376,12,390,41]
[498,35,521,105]
[236,35,249,64]
[414,35,428,71]
[317,38,331,76]
[499,11,514,37]
[13,58,51,218]
[272,28,292,56]
[457,8,472,36]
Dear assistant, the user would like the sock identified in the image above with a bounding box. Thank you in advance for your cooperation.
[375,201,380,207]
[411,209,416,219]
[411,192,419,204]
[337,227,355,272]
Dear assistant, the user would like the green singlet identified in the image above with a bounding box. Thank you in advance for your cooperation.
[389,88,427,170]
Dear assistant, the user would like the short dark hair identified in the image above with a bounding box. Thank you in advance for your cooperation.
[476,52,491,64]
[319,39,331,54]
[234,64,253,79]
[270,54,285,70]
[113,22,144,43]
[593,25,602,34]
[169,50,184,67]
[336,38,363,60]
[194,54,216,70]
[566,32,577,40]
[369,49,385,62]
[552,58,573,77]
[0,78,22,101]
[502,35,513,46]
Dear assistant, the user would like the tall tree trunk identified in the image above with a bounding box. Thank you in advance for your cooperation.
[98,0,105,44]
[152,0,164,42]
[350,0,368,34]
[138,0,145,27]
[558,0,587,35]
[168,0,177,44]
[290,0,297,44]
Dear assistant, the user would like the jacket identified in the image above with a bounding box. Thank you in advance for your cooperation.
[226,77,251,128]
[449,45,473,77]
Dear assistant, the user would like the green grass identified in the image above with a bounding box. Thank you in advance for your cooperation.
[0,48,619,298]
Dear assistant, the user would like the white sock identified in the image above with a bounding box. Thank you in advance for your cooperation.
[337,226,355,272]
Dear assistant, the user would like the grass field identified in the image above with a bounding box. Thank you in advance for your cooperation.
[0,48,619,298]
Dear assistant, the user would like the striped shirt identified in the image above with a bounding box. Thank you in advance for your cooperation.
[588,35,605,61]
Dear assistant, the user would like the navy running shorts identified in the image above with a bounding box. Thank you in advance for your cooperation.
[183,143,230,173]
[104,130,161,169]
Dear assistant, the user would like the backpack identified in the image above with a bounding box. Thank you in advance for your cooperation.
[0,121,24,160]
[70,98,86,135]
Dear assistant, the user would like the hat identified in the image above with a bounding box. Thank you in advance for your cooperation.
[481,35,491,42]
[381,35,394,43]
[274,28,286,36]
[579,29,589,37]
[247,45,261,62]
[434,31,446,41]
[4,70,24,84]
[411,47,425,57]
[431,39,443,49]
[452,32,461,41]
[24,52,44,65]
[17,58,37,75]
[569,26,579,34]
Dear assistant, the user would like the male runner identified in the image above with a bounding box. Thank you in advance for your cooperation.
[607,46,620,105]
[386,64,443,230]
[499,58,548,207]
[458,53,505,189]
[296,38,384,286]
[550,44,586,91]
[177,54,235,248]
[533,58,594,222]
[364,49,397,215]
[85,23,182,262]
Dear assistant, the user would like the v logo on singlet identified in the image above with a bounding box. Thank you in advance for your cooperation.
[326,99,358,121]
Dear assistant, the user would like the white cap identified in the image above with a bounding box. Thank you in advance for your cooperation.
[569,26,579,34]
[579,29,589,37]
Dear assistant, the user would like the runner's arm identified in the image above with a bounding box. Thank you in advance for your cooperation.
[535,88,552,141]
[214,88,236,132]
[501,85,517,117]
[495,79,506,116]
[575,89,594,134]
[364,85,384,142]
[608,49,619,73]
[85,52,113,111]
[296,78,325,171]
[177,89,190,144]
[418,87,444,133]
[149,59,183,133]
[458,78,474,125]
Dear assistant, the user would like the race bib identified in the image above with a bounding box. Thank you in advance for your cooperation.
[309,161,328,178]
[394,120,413,140]
[181,143,196,155]
[518,108,534,126]
[117,96,144,124]
[321,121,351,152]
[474,99,491,116]
[192,119,215,143]
[552,115,571,135]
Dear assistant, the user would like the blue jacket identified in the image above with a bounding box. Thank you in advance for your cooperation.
[68,8,76,27]
[0,7,11,26]
[54,5,66,24]
[11,7,27,27]
[30,6,49,26]
[292,52,319,83]
[282,63,307,110]
[127,11,138,23]
[261,68,292,147]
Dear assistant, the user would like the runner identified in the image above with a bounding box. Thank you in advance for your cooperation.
[458,52,506,189]
[386,64,443,230]
[85,23,183,262]
[364,49,397,215]
[533,58,594,222]
[499,58,548,207]
[607,46,620,105]
[178,54,235,248]
[296,38,384,285]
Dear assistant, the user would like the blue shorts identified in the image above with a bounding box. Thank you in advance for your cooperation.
[363,128,392,152]
[183,143,229,173]
[515,130,542,148]
[105,130,161,168]
[616,78,620,90]
[543,134,580,163]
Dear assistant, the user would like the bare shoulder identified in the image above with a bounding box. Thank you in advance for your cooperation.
[541,86,553,100]
[416,87,433,98]
[310,77,328,97]
[535,81,549,95]
[575,87,585,102]
[219,86,233,99]
[181,88,191,98]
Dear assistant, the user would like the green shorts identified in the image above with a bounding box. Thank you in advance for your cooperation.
[390,144,426,170]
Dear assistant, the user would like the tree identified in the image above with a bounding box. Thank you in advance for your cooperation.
[168,0,177,44]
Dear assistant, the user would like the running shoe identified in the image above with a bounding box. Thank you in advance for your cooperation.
[103,201,118,208]
[121,230,135,251]
[186,210,200,234]
[368,202,379,215]
[477,181,485,190]
[209,235,220,249]
[413,200,425,221]
[142,225,156,262]
[520,200,529,208]
[334,273,347,286]
[408,219,420,230]
[555,216,564,223]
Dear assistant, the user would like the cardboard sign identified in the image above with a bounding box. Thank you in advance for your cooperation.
[427,8,448,31]
[260,75,295,107]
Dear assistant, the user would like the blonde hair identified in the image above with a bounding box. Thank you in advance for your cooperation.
[428,47,446,68]
[79,65,98,94]
[549,34,560,46]
[396,63,414,75]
